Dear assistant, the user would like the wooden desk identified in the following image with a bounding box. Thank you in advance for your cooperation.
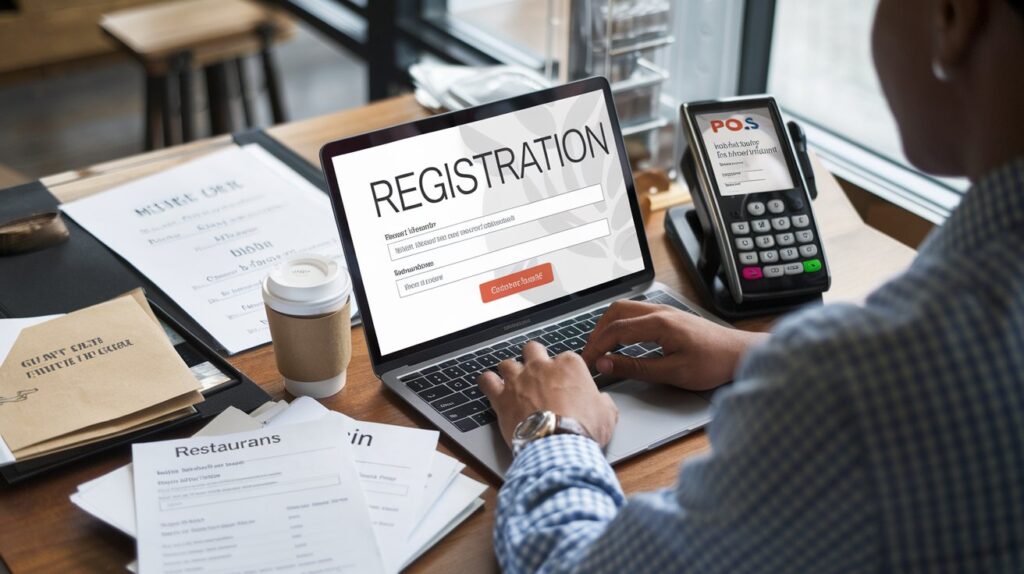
[0,95,916,573]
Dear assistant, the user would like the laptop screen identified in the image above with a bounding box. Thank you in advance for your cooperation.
[327,86,646,357]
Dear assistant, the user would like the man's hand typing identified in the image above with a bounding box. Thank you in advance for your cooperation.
[580,300,767,391]
[478,341,618,448]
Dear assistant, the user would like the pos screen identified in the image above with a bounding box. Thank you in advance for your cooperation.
[694,107,795,196]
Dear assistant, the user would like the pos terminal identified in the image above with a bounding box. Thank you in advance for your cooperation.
[667,96,830,319]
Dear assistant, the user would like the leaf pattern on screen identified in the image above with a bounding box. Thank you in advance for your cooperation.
[455,90,641,305]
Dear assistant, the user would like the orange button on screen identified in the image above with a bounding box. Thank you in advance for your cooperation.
[479,263,554,303]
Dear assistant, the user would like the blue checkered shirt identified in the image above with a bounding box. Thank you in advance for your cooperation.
[494,158,1024,573]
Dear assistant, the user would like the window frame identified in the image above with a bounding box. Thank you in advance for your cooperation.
[738,0,962,223]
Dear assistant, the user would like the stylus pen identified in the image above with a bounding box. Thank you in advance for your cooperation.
[788,121,818,200]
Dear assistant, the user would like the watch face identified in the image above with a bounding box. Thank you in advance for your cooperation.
[515,411,555,441]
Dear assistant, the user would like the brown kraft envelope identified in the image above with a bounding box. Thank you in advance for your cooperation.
[13,402,197,460]
[0,290,203,453]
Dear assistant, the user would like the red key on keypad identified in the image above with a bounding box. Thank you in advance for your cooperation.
[742,267,763,280]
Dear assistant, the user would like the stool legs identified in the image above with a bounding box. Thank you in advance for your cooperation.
[234,57,255,128]
[143,55,191,150]
[176,52,195,142]
[257,23,286,125]
[144,74,161,151]
[162,69,178,147]
[141,27,286,145]
[205,63,233,135]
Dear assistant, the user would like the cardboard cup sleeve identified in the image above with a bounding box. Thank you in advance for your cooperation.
[265,299,351,383]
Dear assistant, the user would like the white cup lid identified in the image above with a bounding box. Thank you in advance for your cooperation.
[262,253,351,316]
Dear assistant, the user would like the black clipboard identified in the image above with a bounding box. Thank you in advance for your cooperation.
[0,129,329,482]
[0,129,329,355]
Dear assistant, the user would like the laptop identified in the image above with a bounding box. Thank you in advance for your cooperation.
[320,77,724,479]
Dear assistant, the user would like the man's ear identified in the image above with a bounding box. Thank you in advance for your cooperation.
[932,0,990,76]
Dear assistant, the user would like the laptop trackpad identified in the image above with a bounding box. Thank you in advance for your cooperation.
[603,379,712,463]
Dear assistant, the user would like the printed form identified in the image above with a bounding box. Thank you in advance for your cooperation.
[132,418,385,574]
[266,397,438,572]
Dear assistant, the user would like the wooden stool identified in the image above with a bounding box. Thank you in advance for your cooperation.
[100,0,295,150]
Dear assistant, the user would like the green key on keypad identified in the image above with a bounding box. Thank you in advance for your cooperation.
[803,259,823,273]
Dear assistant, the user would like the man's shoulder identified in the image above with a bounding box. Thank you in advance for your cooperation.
[737,299,919,394]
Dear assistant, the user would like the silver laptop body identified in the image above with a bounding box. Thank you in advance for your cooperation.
[380,281,720,478]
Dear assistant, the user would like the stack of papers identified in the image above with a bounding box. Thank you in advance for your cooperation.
[410,62,550,111]
[71,397,487,573]
[0,291,204,464]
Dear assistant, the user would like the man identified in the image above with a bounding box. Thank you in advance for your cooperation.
[479,0,1024,571]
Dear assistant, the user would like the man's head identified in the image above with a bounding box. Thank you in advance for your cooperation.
[872,0,1024,179]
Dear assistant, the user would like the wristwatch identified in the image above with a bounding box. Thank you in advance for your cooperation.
[511,410,593,457]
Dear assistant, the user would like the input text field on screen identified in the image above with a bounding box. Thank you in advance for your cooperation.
[387,183,605,261]
[395,219,610,298]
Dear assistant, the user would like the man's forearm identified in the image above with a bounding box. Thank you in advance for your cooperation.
[494,434,624,574]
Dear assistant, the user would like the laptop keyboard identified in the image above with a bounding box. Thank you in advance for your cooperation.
[398,290,698,433]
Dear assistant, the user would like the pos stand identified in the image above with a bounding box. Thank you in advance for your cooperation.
[666,121,824,320]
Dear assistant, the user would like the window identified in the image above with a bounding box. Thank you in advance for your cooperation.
[444,0,548,61]
[765,0,966,223]
[410,0,746,173]
[439,0,744,102]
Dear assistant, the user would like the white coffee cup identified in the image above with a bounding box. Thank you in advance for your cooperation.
[261,254,352,399]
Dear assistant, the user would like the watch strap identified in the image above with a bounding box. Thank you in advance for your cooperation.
[553,415,593,441]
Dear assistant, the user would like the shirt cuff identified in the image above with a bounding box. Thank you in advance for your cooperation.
[507,433,610,480]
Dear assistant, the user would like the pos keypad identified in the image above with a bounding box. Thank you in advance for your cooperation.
[731,200,823,281]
